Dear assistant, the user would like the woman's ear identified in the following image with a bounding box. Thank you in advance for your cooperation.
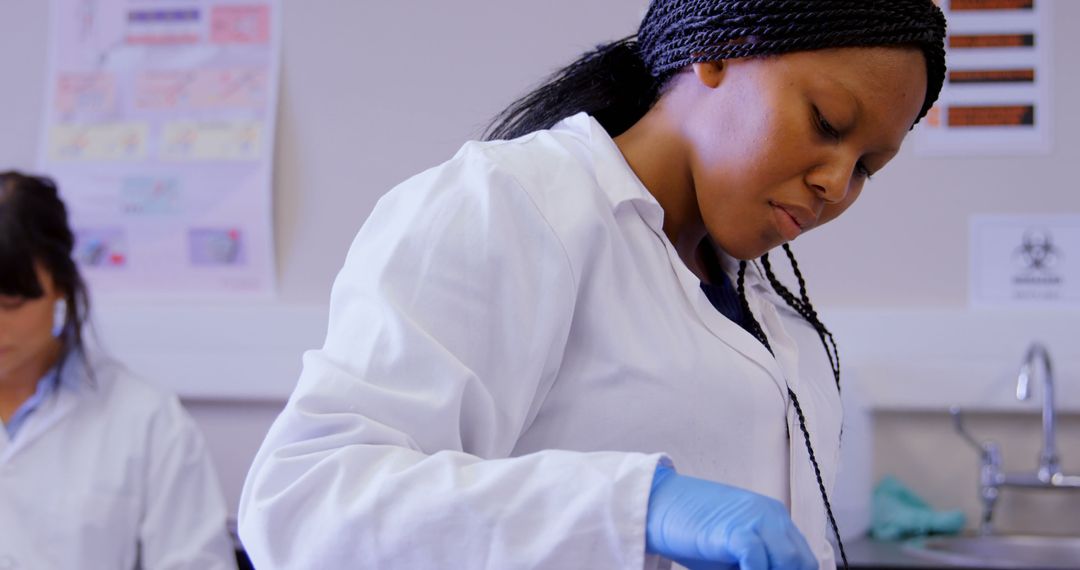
[691,61,725,89]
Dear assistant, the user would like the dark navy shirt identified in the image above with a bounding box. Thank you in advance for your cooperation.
[700,269,762,343]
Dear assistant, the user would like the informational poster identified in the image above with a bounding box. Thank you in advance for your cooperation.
[970,215,1080,307]
[914,0,1053,156]
[37,0,280,297]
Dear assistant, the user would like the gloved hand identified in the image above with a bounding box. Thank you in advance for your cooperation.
[646,463,818,570]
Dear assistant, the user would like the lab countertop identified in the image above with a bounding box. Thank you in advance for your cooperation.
[841,537,983,569]
[840,537,1069,570]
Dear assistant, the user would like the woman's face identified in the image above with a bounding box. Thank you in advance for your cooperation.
[683,46,927,260]
[0,265,64,384]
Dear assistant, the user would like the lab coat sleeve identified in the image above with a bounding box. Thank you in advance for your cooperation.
[238,145,666,569]
[138,396,238,570]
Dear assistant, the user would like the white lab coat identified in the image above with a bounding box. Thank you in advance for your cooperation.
[239,113,842,569]
[0,354,237,570]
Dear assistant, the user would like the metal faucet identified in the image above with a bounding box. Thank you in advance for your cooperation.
[1017,342,1060,482]
[951,342,1080,535]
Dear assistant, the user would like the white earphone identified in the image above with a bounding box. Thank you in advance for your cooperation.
[52,299,68,337]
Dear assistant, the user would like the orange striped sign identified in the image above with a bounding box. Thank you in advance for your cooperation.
[950,33,1035,48]
[950,0,1034,10]
[949,69,1035,84]
[948,105,1034,127]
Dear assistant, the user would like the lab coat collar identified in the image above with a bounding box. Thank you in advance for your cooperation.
[559,113,789,397]
[561,112,773,293]
[0,351,94,463]
[556,112,665,225]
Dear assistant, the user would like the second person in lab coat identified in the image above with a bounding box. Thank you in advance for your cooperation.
[0,171,237,570]
[239,1,947,569]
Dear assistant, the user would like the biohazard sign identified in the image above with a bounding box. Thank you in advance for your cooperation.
[970,215,1080,308]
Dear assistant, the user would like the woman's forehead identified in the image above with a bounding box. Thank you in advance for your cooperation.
[775,46,925,83]
[778,48,927,125]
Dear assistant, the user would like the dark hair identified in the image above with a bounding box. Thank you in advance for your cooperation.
[486,0,946,140]
[0,171,92,374]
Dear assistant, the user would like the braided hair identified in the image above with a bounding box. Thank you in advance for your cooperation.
[485,0,945,140]
[486,2,947,567]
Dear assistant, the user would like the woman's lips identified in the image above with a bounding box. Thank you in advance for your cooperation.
[771,203,803,241]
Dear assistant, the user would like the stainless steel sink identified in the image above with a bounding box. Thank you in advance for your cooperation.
[904,534,1080,569]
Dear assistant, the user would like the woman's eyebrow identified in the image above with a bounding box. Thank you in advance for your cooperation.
[823,76,863,126]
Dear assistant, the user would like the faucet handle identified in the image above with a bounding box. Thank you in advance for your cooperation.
[951,405,992,457]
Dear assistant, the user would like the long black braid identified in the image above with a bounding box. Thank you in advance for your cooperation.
[737,252,848,567]
[760,245,841,390]
[484,1,947,567]
[486,0,946,140]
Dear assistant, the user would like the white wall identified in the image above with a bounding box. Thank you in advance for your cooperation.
[3,0,1079,527]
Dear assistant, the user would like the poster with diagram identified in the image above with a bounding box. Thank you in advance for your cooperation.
[914,0,1052,156]
[37,0,280,297]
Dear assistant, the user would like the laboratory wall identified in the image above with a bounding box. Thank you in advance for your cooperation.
[2,0,1078,532]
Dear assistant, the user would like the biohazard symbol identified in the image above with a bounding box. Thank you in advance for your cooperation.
[1014,229,1060,274]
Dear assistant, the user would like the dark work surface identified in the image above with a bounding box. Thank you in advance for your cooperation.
[842,537,981,569]
[839,537,1073,570]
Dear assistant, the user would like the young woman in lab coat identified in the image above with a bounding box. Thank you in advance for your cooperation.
[0,172,238,569]
[240,1,946,568]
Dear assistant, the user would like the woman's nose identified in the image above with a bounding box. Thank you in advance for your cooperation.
[805,159,855,204]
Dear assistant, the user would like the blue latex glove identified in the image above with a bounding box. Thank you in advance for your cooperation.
[646,464,818,570]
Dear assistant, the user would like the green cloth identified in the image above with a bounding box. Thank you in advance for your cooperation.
[870,475,967,540]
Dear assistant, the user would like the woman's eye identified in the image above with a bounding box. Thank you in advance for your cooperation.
[814,105,872,181]
[855,161,874,180]
[815,107,841,140]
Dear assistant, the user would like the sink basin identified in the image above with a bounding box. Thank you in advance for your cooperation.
[904,534,1080,569]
